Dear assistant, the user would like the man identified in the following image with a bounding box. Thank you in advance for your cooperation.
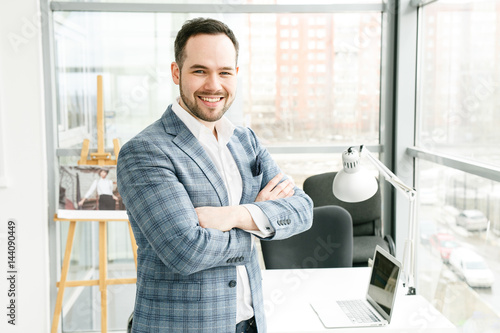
[117,17,313,333]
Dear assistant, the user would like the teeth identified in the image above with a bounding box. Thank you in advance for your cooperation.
[201,97,221,103]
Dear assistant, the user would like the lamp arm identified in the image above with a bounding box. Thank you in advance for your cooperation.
[360,146,416,200]
[359,145,417,295]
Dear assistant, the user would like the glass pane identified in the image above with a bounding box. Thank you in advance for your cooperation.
[53,10,382,332]
[417,1,500,167]
[273,152,341,188]
[63,282,136,331]
[416,160,500,329]
[54,17,94,147]
[59,221,137,332]
[53,11,381,149]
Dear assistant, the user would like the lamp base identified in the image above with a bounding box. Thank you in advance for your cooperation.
[404,284,416,295]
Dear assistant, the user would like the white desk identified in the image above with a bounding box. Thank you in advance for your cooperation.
[262,267,457,333]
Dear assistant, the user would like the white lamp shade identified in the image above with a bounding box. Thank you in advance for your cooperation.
[332,168,378,203]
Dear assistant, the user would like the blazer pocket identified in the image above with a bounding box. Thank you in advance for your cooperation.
[251,155,263,177]
[251,173,263,194]
[139,279,201,302]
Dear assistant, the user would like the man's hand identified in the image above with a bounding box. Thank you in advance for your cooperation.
[196,172,296,232]
[196,206,253,232]
[255,173,295,202]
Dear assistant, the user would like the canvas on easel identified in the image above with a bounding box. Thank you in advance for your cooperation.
[58,165,128,220]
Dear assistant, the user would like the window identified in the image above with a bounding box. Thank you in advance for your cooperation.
[53,11,383,160]
[414,0,500,329]
[417,1,500,166]
[49,2,386,332]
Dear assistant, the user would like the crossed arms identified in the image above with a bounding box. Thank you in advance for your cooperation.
[195,172,295,232]
[117,129,313,275]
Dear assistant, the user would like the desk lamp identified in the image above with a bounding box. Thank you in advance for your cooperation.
[332,145,417,295]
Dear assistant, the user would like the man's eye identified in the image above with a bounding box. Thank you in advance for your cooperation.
[193,70,205,74]
[221,72,232,76]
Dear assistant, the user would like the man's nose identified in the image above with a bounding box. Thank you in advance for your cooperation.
[204,73,222,91]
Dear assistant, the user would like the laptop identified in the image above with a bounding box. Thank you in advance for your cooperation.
[310,245,402,328]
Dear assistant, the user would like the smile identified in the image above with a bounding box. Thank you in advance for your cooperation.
[199,96,223,103]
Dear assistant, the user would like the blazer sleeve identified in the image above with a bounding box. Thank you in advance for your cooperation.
[244,128,314,241]
[117,138,252,276]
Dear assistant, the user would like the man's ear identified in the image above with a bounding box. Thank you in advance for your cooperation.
[171,62,180,85]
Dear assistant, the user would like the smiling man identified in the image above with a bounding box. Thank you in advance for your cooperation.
[117,18,313,333]
[173,33,237,125]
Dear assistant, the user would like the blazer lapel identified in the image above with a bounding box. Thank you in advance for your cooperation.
[161,107,229,206]
[227,137,255,205]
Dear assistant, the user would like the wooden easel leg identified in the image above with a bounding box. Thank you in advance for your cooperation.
[113,138,121,163]
[128,221,138,270]
[99,221,108,333]
[51,221,77,333]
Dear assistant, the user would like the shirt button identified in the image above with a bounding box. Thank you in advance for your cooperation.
[228,280,237,288]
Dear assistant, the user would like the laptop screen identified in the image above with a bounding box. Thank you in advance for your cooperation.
[366,247,401,320]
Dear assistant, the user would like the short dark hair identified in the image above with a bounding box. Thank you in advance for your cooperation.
[174,17,239,69]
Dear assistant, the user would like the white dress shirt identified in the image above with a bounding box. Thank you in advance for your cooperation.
[172,100,275,323]
[83,178,114,199]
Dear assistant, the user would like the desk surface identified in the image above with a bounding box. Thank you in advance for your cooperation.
[261,267,457,333]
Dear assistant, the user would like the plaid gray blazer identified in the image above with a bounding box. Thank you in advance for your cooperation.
[117,105,313,332]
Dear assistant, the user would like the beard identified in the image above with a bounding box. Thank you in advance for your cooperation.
[178,77,234,123]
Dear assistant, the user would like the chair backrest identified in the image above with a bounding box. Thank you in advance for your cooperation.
[303,172,382,237]
[260,205,353,269]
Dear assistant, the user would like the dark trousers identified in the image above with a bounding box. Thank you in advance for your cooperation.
[235,317,257,333]
[99,194,115,210]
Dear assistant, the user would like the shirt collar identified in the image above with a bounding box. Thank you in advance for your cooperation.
[172,98,235,145]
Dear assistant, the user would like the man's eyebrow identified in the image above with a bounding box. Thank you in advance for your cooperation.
[189,64,208,70]
[189,64,236,71]
[219,66,237,71]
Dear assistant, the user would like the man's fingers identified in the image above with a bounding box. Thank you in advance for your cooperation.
[272,179,294,199]
[255,173,295,202]
[282,181,295,197]
[263,173,284,191]
[271,178,288,193]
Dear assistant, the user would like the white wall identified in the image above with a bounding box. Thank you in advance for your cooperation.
[0,1,50,332]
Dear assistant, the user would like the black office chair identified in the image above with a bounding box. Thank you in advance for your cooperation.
[260,205,353,269]
[303,172,395,267]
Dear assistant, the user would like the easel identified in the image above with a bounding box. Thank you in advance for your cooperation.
[51,75,138,333]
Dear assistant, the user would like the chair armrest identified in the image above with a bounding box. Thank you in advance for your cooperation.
[384,234,396,255]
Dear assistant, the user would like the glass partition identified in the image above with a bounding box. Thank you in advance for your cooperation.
[417,0,500,167]
[52,7,384,332]
[415,1,500,330]
[416,160,500,328]
[53,11,382,149]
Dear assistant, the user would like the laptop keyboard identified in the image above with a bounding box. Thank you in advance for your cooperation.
[337,300,381,324]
